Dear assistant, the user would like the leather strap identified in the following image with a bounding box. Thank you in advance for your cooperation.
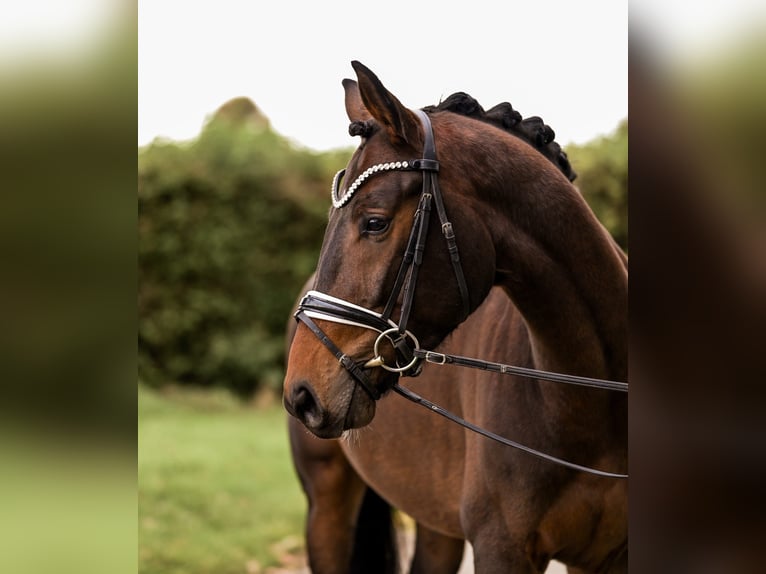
[414,349,629,393]
[414,110,470,321]
[393,384,628,478]
[381,110,470,338]
[295,311,381,400]
[300,292,393,334]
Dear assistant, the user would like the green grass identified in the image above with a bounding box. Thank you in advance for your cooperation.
[0,425,136,574]
[138,385,306,574]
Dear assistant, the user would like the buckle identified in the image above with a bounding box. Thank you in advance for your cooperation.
[424,351,447,365]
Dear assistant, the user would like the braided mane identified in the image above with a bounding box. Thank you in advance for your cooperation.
[423,93,576,182]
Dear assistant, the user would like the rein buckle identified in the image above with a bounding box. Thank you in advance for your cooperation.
[424,351,447,365]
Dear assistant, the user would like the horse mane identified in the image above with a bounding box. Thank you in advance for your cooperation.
[423,92,576,182]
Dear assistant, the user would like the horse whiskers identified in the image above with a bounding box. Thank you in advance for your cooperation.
[341,425,373,446]
[340,428,360,445]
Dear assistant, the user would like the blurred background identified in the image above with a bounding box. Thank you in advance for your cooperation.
[1,0,764,573]
[1,2,137,574]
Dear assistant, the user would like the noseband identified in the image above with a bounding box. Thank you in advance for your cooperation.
[293,109,629,478]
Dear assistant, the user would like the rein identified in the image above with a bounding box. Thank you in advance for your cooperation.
[295,109,628,478]
[391,386,627,478]
[413,349,629,393]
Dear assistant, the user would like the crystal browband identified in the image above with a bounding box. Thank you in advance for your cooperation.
[330,158,439,209]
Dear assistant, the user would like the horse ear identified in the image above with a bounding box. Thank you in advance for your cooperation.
[343,78,372,123]
[351,60,421,147]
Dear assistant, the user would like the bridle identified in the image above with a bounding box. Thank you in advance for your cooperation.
[294,109,629,478]
[296,109,467,395]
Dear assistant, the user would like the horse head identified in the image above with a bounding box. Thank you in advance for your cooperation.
[284,61,626,441]
[283,61,496,437]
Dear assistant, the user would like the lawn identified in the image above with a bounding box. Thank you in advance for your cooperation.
[138,385,306,574]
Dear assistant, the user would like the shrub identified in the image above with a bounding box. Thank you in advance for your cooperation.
[139,103,343,395]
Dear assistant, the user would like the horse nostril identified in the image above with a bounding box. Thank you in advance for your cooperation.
[291,383,320,423]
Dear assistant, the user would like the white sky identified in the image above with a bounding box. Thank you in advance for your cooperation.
[134,0,764,151]
[138,1,629,150]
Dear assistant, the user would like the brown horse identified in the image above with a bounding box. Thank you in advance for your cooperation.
[284,61,627,573]
[284,93,611,574]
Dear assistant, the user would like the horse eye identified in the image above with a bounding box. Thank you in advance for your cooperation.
[363,217,390,235]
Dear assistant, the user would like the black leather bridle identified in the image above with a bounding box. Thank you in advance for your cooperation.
[296,109,468,395]
[294,109,629,478]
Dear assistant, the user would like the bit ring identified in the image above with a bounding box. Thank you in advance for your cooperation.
[370,328,420,373]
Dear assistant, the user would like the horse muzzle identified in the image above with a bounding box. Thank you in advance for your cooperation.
[283,376,376,438]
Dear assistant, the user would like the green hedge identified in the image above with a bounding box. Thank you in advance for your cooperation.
[139,109,345,395]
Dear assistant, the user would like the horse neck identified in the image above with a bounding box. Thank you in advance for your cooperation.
[451,132,627,383]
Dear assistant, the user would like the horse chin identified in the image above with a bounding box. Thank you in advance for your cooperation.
[305,423,348,440]
[337,366,402,432]
[340,382,377,431]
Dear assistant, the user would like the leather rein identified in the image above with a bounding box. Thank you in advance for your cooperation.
[294,109,628,479]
